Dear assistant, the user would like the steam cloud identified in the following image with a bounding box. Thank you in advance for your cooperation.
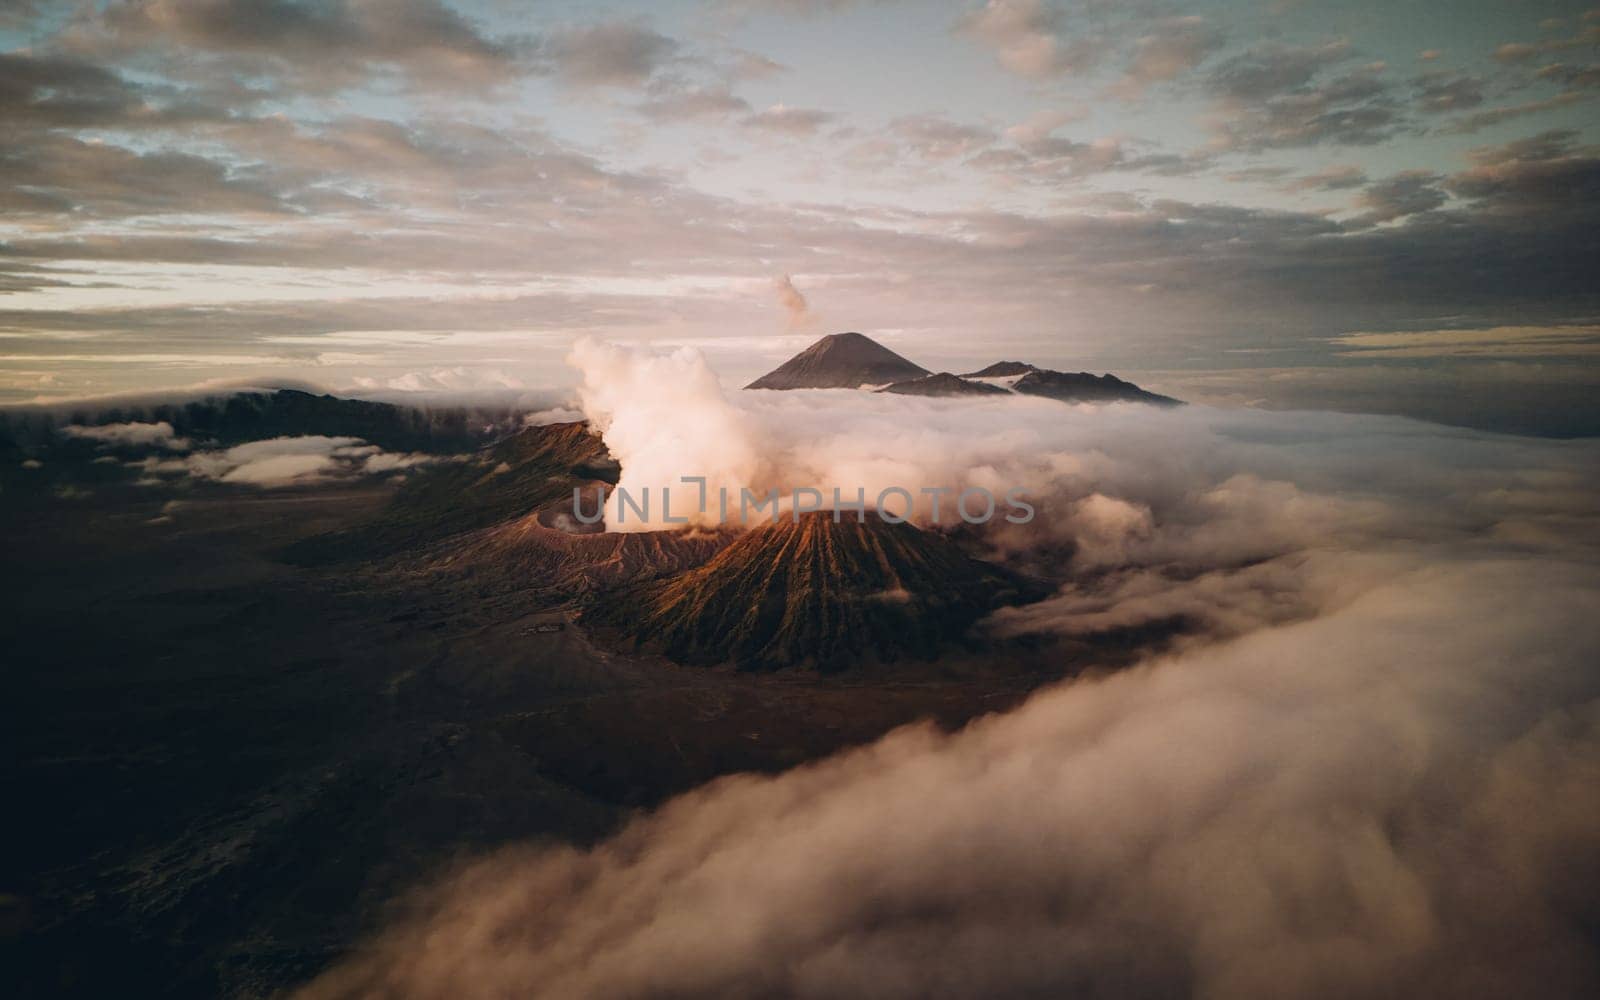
[304,342,1600,999]
[776,274,813,330]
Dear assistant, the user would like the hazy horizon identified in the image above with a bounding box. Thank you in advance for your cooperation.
[3,1,1598,434]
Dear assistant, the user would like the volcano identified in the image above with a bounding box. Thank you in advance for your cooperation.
[585,512,1043,670]
[745,332,928,389]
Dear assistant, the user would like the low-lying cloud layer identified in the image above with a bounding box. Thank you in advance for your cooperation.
[61,419,190,451]
[305,561,1600,999]
[304,344,1600,999]
[126,433,437,488]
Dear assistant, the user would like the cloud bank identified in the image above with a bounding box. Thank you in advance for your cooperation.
[301,550,1600,1000]
[62,420,190,451]
[131,434,437,488]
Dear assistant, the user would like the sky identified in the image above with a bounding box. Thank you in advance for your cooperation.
[2,0,1598,433]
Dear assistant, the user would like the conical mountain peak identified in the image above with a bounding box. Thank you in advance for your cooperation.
[746,332,929,390]
[584,512,1043,670]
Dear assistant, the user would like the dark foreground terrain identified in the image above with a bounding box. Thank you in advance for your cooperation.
[0,411,1165,998]
[0,489,1136,998]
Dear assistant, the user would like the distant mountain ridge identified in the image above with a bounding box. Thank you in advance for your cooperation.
[877,373,1008,397]
[1,388,512,454]
[961,361,1036,378]
[1012,369,1180,406]
[748,334,1181,405]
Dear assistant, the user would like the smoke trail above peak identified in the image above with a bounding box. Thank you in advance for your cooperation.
[776,274,813,331]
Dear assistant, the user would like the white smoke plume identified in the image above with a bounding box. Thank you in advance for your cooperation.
[568,339,764,530]
[776,274,814,330]
[301,341,1600,999]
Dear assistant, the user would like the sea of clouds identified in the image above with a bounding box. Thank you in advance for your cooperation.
[301,341,1600,999]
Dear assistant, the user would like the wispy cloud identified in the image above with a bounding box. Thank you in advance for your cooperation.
[1332,324,1600,359]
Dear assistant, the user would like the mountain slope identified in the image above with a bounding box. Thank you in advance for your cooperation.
[960,361,1037,378]
[585,512,1043,670]
[411,510,728,602]
[1012,369,1181,406]
[283,421,616,563]
[878,373,1009,397]
[745,332,928,389]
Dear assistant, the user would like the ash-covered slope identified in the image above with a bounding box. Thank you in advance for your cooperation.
[377,419,619,534]
[415,509,728,601]
[284,421,617,563]
[878,373,1009,397]
[585,512,1043,670]
[745,332,928,389]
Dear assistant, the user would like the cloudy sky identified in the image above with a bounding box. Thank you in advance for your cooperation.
[2,1,1598,432]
